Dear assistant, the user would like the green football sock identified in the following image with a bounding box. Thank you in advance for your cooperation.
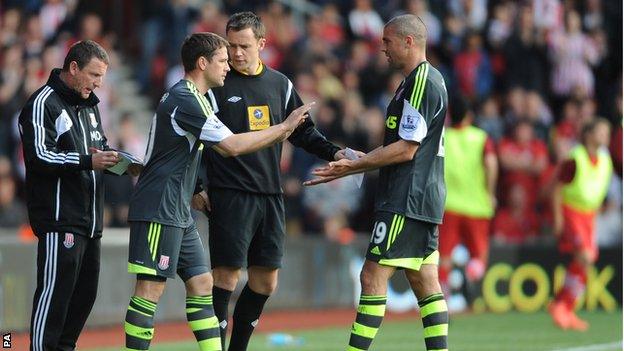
[346,294,386,351]
[124,296,157,351]
[186,295,222,351]
[419,293,448,351]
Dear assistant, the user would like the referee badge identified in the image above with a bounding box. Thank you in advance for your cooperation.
[63,233,75,249]
[158,255,170,270]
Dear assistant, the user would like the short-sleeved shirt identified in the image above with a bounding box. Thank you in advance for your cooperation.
[128,79,233,227]
[375,62,448,224]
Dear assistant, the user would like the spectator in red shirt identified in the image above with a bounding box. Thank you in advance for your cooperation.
[454,31,492,101]
[492,183,539,244]
[498,120,549,213]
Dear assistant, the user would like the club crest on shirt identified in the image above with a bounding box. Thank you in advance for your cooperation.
[158,255,170,270]
[63,233,75,249]
[89,113,98,128]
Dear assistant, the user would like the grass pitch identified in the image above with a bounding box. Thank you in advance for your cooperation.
[94,310,622,351]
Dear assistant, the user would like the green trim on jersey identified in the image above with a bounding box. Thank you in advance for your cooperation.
[409,63,430,109]
[186,81,213,118]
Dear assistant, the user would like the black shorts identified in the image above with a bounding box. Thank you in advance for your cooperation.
[208,187,285,269]
[128,221,209,280]
[366,211,440,271]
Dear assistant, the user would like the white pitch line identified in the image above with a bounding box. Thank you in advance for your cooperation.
[549,341,623,351]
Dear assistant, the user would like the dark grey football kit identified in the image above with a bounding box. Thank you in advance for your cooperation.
[127,79,233,280]
[367,61,448,271]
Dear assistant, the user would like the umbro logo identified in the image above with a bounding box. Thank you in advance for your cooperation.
[227,96,242,103]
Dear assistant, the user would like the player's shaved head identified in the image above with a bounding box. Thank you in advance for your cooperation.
[385,14,427,48]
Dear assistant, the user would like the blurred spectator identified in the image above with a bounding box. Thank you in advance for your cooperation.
[39,0,68,40]
[582,0,604,31]
[503,4,548,94]
[533,0,564,32]
[498,120,549,215]
[303,163,362,242]
[492,183,539,244]
[475,96,504,141]
[487,2,514,49]
[524,91,553,141]
[312,58,345,100]
[548,10,603,98]
[348,0,384,42]
[0,156,27,227]
[404,0,442,46]
[454,31,492,101]
[0,8,21,47]
[23,14,45,56]
[448,0,487,31]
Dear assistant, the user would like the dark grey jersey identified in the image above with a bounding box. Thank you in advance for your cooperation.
[128,79,233,227]
[375,62,448,224]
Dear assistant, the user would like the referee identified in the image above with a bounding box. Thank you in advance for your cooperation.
[305,15,449,351]
[201,12,352,351]
[18,40,122,351]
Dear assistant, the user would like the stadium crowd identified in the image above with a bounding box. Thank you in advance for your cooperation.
[0,0,621,247]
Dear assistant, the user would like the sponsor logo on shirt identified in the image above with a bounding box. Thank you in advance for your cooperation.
[247,105,270,130]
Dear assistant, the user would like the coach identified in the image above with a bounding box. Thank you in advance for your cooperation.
[19,40,123,351]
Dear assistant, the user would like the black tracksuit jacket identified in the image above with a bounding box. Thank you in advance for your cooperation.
[18,69,111,238]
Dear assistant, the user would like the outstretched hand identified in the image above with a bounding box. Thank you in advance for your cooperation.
[303,159,355,186]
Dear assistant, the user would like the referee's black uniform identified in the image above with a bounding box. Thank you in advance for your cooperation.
[19,68,111,351]
[205,64,340,269]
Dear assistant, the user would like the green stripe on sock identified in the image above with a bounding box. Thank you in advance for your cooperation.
[359,295,386,301]
[420,300,448,318]
[124,322,154,340]
[357,304,386,317]
[189,316,219,331]
[132,297,156,312]
[197,337,222,351]
[352,322,378,338]
[423,324,448,338]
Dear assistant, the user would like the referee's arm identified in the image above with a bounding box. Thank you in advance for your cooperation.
[286,89,341,161]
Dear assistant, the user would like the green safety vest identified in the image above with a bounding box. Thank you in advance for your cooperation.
[444,126,494,218]
[562,145,612,213]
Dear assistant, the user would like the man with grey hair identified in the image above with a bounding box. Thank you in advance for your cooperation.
[305,14,449,351]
